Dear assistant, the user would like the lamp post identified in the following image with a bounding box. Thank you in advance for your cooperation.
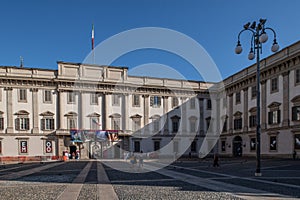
[235,19,279,176]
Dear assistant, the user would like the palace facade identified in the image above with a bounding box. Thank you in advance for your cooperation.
[0,40,299,162]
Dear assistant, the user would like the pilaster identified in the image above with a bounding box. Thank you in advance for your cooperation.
[31,88,39,134]
[5,87,13,134]
[243,87,248,132]
[282,71,290,127]
[261,81,267,130]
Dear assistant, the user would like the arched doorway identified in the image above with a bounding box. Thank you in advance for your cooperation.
[233,136,243,157]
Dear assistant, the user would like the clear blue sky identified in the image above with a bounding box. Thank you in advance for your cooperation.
[1,0,300,81]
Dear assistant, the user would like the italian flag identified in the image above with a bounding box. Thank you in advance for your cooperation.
[91,24,94,50]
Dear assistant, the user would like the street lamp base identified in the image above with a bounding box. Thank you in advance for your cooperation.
[255,172,262,177]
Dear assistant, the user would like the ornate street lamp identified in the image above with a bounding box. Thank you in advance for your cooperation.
[235,19,279,176]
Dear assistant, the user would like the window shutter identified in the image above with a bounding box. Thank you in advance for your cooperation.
[150,96,154,106]
[277,110,281,124]
[15,118,20,130]
[158,97,161,106]
[41,119,45,130]
[268,112,272,124]
[25,118,30,130]
[292,107,297,121]
[50,119,54,130]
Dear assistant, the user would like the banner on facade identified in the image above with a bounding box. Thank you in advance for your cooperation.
[45,140,52,153]
[20,141,28,153]
[70,130,118,142]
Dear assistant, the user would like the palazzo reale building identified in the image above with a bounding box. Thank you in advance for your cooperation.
[0,40,300,162]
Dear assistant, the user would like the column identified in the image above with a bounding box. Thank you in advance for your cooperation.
[261,81,267,130]
[282,71,290,127]
[243,88,248,132]
[5,87,13,134]
[228,94,233,133]
[122,94,128,131]
[162,96,169,134]
[143,95,149,126]
[32,88,39,134]
[198,98,204,135]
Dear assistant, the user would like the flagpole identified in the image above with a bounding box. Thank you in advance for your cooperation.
[92,24,95,64]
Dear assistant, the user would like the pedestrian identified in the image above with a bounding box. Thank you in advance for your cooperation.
[138,151,144,169]
[213,153,219,167]
[130,154,137,168]
[293,150,297,160]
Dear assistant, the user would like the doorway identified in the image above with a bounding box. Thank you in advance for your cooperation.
[233,136,243,157]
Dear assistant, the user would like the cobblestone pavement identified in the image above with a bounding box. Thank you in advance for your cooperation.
[0,158,299,200]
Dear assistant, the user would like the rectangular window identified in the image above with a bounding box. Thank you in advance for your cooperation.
[154,141,160,151]
[19,89,27,102]
[222,121,227,132]
[132,95,140,107]
[91,117,100,130]
[250,138,256,151]
[191,141,196,152]
[41,118,55,130]
[206,117,211,131]
[132,118,141,132]
[172,97,179,108]
[112,118,120,130]
[292,106,300,121]
[271,77,278,92]
[249,115,256,128]
[134,141,140,152]
[153,120,159,132]
[236,92,241,104]
[68,118,77,129]
[251,86,257,98]
[207,99,212,110]
[268,110,281,125]
[234,118,243,130]
[172,121,179,133]
[270,136,277,151]
[0,117,3,130]
[296,69,300,84]
[190,120,196,132]
[44,90,52,103]
[295,134,300,150]
[67,92,75,104]
[15,118,29,130]
[190,98,196,109]
[221,141,226,152]
[112,94,120,106]
[173,141,179,153]
[150,96,161,107]
[90,93,98,105]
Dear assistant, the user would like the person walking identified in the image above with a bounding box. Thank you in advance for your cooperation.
[213,153,219,167]
[138,150,144,169]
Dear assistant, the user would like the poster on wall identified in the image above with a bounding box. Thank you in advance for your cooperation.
[20,141,28,153]
[45,140,52,153]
